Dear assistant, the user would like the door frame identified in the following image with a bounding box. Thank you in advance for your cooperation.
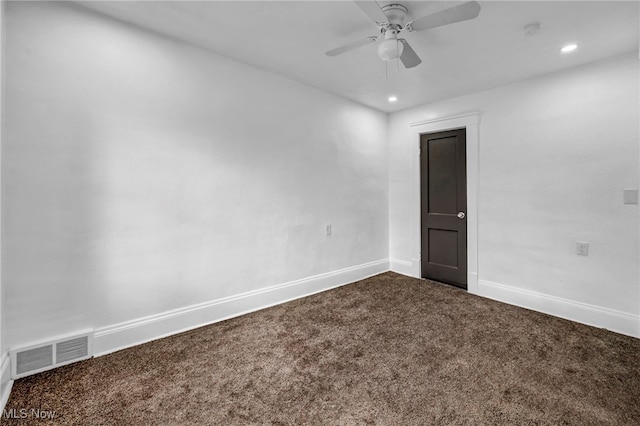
[409,111,479,294]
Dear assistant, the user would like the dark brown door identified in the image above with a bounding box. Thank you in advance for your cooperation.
[420,129,467,289]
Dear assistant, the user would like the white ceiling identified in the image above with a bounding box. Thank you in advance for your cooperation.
[76,1,639,113]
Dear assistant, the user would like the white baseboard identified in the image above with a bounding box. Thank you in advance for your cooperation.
[94,259,390,356]
[0,354,14,413]
[389,258,413,276]
[478,279,640,338]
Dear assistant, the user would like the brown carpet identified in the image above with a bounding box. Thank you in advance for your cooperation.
[4,272,640,425]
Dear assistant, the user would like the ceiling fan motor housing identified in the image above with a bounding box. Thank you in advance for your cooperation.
[381,4,409,28]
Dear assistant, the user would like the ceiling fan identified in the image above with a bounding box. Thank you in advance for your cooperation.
[326,1,481,69]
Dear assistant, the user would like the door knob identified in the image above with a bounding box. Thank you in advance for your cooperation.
[457,211,466,219]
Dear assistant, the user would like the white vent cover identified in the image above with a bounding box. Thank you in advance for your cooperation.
[10,330,93,379]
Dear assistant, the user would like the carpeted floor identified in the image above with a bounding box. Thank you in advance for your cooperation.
[4,272,640,425]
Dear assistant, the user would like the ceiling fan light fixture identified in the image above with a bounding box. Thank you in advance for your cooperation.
[378,30,404,61]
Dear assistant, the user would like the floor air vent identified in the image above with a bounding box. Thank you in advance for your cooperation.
[10,330,93,379]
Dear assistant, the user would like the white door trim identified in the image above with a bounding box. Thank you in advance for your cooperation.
[409,111,480,294]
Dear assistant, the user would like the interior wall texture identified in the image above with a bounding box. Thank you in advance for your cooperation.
[1,0,11,407]
[0,0,5,356]
[389,53,640,321]
[3,1,388,349]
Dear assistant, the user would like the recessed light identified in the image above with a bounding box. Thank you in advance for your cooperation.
[388,95,398,103]
[560,43,578,53]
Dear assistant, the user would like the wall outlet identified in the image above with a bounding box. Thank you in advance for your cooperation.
[576,241,589,256]
[326,224,332,236]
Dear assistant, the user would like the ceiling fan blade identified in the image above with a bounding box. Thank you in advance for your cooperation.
[326,36,378,57]
[399,39,422,68]
[408,1,481,32]
[354,0,388,24]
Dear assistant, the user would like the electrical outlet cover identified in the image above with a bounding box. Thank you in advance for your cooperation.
[576,241,589,256]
